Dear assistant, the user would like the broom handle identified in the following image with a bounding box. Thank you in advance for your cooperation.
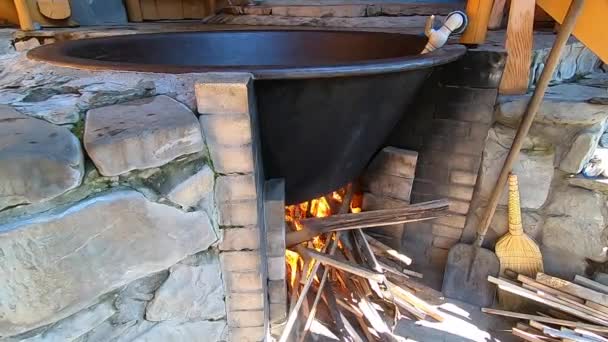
[475,0,586,247]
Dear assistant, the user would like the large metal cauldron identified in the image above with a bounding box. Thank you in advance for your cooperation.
[28,30,465,204]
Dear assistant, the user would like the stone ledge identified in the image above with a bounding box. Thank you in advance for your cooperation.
[84,95,204,176]
[496,83,608,126]
[0,190,217,337]
[568,175,608,193]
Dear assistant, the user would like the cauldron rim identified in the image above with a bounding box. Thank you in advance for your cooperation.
[27,30,466,79]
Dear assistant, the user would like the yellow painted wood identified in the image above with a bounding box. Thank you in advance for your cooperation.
[13,0,35,30]
[36,0,70,20]
[537,0,608,63]
[0,0,19,25]
[460,0,493,44]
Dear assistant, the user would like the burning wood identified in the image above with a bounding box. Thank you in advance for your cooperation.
[281,185,451,341]
[286,199,450,246]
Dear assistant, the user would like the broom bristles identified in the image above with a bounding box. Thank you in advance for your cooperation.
[496,174,543,309]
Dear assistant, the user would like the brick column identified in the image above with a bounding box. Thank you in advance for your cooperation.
[386,50,506,288]
[196,73,266,341]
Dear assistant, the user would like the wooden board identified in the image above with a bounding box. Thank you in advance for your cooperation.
[537,0,608,64]
[157,0,183,20]
[482,308,608,333]
[536,273,608,307]
[575,275,608,295]
[488,0,506,30]
[183,0,205,18]
[37,0,70,19]
[488,276,608,326]
[518,274,585,304]
[140,0,159,20]
[499,0,535,95]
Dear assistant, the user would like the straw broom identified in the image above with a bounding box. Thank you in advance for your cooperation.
[495,173,543,309]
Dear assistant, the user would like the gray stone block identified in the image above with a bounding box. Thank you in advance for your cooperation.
[146,252,225,321]
[0,105,84,210]
[226,292,264,312]
[84,95,203,176]
[227,310,264,328]
[0,190,217,337]
[543,186,607,262]
[165,165,214,208]
[497,84,608,126]
[559,122,605,174]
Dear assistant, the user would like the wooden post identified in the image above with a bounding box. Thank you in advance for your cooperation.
[13,0,35,30]
[499,0,535,94]
[460,0,494,45]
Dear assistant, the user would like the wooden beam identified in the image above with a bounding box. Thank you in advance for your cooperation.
[575,275,608,295]
[536,273,608,307]
[499,0,535,95]
[482,308,608,333]
[518,274,585,304]
[487,276,608,326]
[460,0,494,44]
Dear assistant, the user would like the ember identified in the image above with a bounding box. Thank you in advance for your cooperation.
[281,183,452,341]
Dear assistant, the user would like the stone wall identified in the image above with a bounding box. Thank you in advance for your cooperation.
[0,45,264,341]
[465,73,608,281]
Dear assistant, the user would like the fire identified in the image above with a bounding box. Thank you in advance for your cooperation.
[284,187,362,286]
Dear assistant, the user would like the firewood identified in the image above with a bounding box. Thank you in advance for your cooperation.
[487,276,608,326]
[512,327,558,342]
[575,276,608,295]
[298,247,385,282]
[522,284,608,322]
[518,274,585,304]
[530,320,597,342]
[365,233,413,265]
[482,308,608,333]
[286,199,450,246]
[386,281,444,322]
[536,273,608,307]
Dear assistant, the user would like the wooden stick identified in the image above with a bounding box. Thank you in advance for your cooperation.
[519,274,585,304]
[279,243,330,342]
[530,321,597,342]
[13,0,34,31]
[298,186,353,342]
[475,0,587,246]
[386,281,444,322]
[512,327,558,342]
[299,248,385,282]
[574,328,608,342]
[575,276,608,295]
[287,199,449,246]
[488,0,507,29]
[487,276,608,326]
[587,302,608,315]
[522,284,608,322]
[536,273,608,307]
[365,233,413,265]
[481,308,608,333]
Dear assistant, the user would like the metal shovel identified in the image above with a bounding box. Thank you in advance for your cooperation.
[441,0,586,307]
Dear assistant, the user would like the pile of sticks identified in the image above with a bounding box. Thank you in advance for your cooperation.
[484,272,608,341]
[280,186,451,342]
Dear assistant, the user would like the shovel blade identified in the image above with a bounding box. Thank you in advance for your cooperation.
[441,243,500,307]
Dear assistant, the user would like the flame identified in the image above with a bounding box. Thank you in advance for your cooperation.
[284,186,362,286]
